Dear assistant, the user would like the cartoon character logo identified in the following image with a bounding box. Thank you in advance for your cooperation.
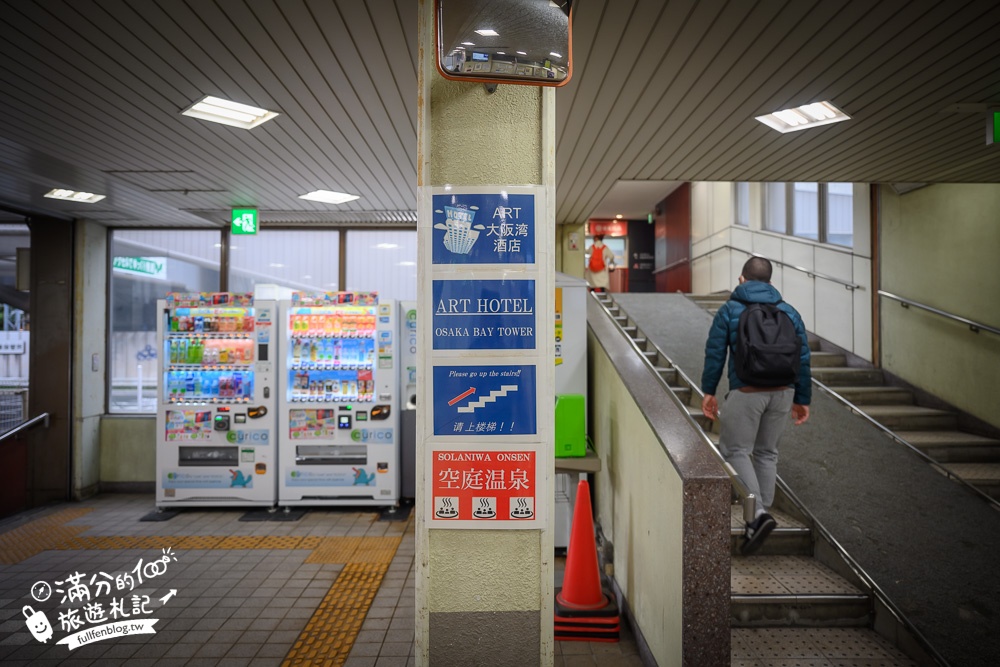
[23,606,53,643]
[352,468,375,486]
[229,470,252,487]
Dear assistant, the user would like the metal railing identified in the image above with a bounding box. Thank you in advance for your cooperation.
[0,412,50,443]
[591,290,758,522]
[879,290,1000,337]
[695,245,862,290]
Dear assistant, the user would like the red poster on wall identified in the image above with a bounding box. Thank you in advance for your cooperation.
[432,450,536,522]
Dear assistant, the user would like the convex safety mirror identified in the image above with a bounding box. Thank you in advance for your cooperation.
[436,0,573,87]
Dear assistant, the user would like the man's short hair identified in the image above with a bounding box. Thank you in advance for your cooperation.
[742,257,772,282]
[593,234,604,242]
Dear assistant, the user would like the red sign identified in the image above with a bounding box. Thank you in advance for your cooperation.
[588,220,627,237]
[432,450,536,521]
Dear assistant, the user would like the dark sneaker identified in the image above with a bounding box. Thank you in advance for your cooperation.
[741,513,777,555]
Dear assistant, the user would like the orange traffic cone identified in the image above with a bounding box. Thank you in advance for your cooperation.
[554,479,620,642]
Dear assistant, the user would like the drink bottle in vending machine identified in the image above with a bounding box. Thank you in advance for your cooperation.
[155,293,277,508]
[277,292,398,507]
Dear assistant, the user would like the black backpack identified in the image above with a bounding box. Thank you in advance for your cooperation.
[733,300,801,387]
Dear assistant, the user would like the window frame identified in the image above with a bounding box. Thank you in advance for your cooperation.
[762,182,853,247]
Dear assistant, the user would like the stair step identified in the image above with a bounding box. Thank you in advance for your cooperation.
[807,338,822,351]
[862,405,958,430]
[897,430,1000,462]
[833,386,914,405]
[731,555,870,627]
[654,367,678,384]
[937,463,1000,498]
[810,351,847,367]
[672,386,692,404]
[812,367,885,386]
[730,506,811,556]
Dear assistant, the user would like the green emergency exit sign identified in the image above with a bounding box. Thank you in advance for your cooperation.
[231,208,258,235]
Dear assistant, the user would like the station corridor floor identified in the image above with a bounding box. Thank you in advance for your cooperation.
[0,494,643,666]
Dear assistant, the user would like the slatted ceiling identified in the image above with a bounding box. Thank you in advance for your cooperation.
[261,0,413,209]
[6,0,1000,228]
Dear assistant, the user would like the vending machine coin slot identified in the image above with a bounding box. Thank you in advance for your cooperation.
[214,414,230,431]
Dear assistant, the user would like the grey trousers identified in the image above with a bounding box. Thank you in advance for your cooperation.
[718,388,794,518]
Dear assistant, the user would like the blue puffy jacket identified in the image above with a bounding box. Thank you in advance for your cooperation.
[700,281,812,405]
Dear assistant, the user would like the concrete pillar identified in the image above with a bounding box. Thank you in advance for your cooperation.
[415,2,555,665]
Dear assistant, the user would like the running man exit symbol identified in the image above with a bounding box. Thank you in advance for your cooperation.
[231,208,258,235]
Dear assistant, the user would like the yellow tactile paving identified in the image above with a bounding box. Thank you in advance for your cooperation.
[0,507,93,564]
[282,562,389,667]
[305,537,363,564]
[353,536,404,565]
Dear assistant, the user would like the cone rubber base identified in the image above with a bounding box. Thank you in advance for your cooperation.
[555,587,620,618]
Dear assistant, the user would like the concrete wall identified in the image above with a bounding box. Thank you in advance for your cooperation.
[589,330,685,665]
[556,223,586,278]
[99,415,155,485]
[690,182,874,361]
[72,220,107,499]
[880,184,1000,430]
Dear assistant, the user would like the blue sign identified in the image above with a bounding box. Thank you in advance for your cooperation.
[432,279,536,350]
[432,193,535,264]
[433,365,536,435]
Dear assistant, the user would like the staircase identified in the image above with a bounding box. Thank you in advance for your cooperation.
[694,293,1000,501]
[594,292,933,666]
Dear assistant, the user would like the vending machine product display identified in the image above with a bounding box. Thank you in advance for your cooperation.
[156,293,277,508]
[278,292,399,506]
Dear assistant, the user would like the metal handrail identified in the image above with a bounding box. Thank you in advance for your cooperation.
[813,378,1000,510]
[696,245,861,290]
[0,412,50,443]
[652,256,689,274]
[598,291,949,665]
[592,291,757,522]
[879,290,1000,337]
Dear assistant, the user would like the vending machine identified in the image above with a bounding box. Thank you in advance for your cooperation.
[277,292,399,507]
[155,293,277,508]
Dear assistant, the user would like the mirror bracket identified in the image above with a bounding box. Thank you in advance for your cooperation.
[484,83,498,95]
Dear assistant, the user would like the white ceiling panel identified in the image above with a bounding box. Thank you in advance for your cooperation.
[1,0,999,228]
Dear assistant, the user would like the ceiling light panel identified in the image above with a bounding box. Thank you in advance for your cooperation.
[299,190,360,204]
[756,101,850,133]
[181,95,279,129]
[44,188,105,203]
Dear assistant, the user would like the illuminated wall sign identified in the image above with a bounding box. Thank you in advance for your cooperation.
[231,208,258,235]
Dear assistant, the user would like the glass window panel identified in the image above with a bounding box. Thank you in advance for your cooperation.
[793,182,819,240]
[228,230,340,294]
[764,183,786,233]
[735,182,750,226]
[110,230,220,413]
[0,224,30,423]
[345,230,418,302]
[826,182,854,247]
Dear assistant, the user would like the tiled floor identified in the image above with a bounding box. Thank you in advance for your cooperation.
[0,495,641,666]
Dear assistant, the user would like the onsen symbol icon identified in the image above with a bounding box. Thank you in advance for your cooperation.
[510,497,534,519]
[435,497,459,519]
[472,497,496,519]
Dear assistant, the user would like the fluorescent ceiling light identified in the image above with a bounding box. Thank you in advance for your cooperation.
[376,243,399,249]
[475,29,499,37]
[516,51,527,55]
[299,190,360,204]
[756,101,850,133]
[550,52,562,58]
[181,95,278,129]
[461,41,475,46]
[615,214,623,219]
[44,188,105,203]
